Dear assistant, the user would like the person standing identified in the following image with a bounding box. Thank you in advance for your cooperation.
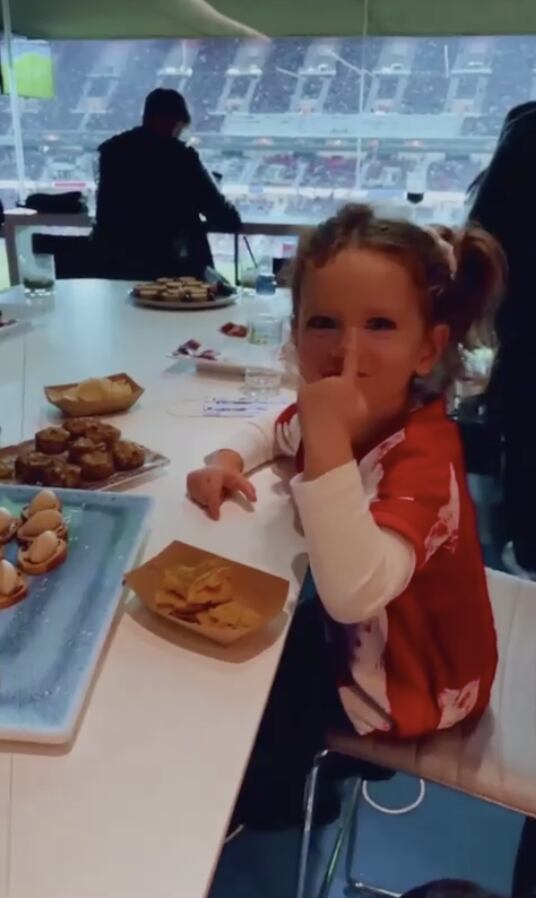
[469,103,536,576]
[94,88,241,279]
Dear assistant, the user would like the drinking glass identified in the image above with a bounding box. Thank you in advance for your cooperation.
[244,313,284,397]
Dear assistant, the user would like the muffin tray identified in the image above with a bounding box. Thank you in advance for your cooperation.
[0,438,169,491]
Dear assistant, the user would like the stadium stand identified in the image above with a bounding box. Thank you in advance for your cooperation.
[3,34,536,223]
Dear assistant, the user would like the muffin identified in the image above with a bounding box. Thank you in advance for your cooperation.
[112,440,145,471]
[85,421,121,447]
[79,450,114,482]
[63,417,94,440]
[0,459,14,480]
[35,426,70,455]
[68,437,103,464]
[15,450,52,484]
[42,460,82,489]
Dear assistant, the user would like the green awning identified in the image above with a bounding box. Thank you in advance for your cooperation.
[6,0,536,40]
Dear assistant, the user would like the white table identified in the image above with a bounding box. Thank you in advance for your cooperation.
[0,280,304,898]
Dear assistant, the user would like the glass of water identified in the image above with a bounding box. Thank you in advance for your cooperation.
[244,312,284,397]
[21,253,56,298]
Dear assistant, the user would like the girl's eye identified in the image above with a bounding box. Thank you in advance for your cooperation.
[366,317,396,331]
[306,315,339,330]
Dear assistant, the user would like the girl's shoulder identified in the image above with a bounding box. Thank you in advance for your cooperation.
[362,398,464,491]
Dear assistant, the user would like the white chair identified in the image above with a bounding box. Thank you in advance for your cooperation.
[297,569,536,898]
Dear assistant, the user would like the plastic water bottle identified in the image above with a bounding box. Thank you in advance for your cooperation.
[255,258,276,295]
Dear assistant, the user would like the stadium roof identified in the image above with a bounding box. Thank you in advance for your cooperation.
[6,0,536,40]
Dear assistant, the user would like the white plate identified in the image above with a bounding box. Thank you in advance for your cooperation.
[132,293,236,311]
[195,353,289,381]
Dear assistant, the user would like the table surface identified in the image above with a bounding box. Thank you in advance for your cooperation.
[0,280,303,898]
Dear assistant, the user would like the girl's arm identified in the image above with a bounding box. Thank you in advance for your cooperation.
[292,461,416,625]
[209,408,301,473]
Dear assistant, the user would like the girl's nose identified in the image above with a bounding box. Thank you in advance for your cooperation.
[332,327,360,358]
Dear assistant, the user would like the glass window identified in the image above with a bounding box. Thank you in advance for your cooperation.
[3,34,535,230]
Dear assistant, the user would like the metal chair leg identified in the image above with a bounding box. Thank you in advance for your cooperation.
[345,779,401,897]
[316,774,363,898]
[296,749,329,898]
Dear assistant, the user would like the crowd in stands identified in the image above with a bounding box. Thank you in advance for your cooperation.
[4,34,536,220]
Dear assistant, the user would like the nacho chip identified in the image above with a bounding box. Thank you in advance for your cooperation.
[163,559,232,606]
[197,601,261,631]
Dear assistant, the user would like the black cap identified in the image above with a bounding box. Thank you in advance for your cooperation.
[143,88,191,126]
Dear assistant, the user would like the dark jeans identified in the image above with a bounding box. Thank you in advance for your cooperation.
[234,592,391,828]
[512,817,536,897]
[501,350,536,568]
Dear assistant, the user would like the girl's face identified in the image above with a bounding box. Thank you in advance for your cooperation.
[295,247,447,419]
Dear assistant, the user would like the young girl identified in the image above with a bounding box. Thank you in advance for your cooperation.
[187,204,505,828]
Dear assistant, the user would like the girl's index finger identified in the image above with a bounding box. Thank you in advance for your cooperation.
[342,328,359,380]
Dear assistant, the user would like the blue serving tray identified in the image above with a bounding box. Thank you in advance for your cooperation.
[0,485,152,744]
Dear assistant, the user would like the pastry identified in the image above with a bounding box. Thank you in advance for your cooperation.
[84,421,121,448]
[0,559,27,608]
[112,440,144,471]
[21,488,61,522]
[18,508,67,545]
[63,417,94,439]
[63,377,131,404]
[0,459,13,480]
[18,529,67,575]
[68,437,104,463]
[79,450,114,482]
[15,450,52,484]
[136,288,159,299]
[0,506,18,544]
[42,461,82,489]
[35,426,70,455]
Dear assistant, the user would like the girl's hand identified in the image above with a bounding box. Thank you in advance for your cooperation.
[187,457,257,521]
[298,329,369,444]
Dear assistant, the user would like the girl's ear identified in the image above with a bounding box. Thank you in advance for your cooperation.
[415,323,450,376]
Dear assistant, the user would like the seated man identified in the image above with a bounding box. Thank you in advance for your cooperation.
[94,88,241,280]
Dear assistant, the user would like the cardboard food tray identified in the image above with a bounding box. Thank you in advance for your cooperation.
[44,372,144,417]
[125,541,289,646]
[0,438,169,491]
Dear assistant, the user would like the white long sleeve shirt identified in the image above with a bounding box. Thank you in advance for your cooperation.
[217,401,496,739]
[221,411,416,625]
